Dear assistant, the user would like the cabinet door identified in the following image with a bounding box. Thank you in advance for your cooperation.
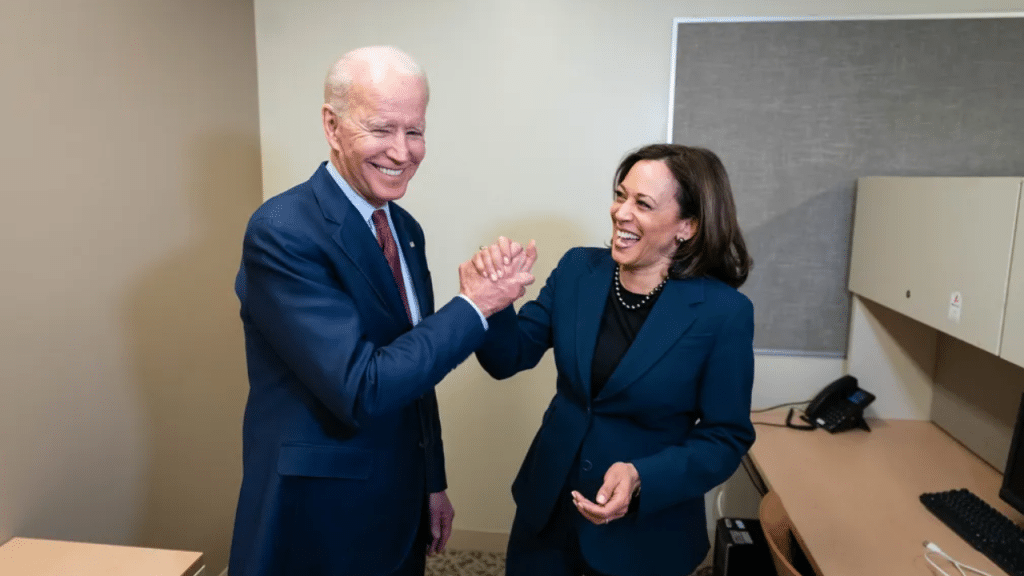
[849,177,1021,356]
[1002,188,1024,367]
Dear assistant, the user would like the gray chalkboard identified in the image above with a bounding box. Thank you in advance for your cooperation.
[671,16,1024,355]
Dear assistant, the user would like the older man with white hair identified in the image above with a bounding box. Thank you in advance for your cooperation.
[229,45,536,576]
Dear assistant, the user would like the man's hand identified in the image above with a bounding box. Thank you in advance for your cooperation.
[427,491,455,556]
[460,238,537,316]
[571,462,640,525]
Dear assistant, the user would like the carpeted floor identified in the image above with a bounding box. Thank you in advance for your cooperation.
[425,549,504,576]
[424,549,713,576]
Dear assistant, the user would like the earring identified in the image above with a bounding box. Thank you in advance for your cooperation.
[676,237,685,243]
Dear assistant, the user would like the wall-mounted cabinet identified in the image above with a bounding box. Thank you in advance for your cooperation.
[849,177,1022,363]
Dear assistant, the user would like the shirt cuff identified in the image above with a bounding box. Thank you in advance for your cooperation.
[457,294,488,330]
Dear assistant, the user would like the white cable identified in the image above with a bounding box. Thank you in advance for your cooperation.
[925,541,956,562]
[715,485,725,519]
[923,542,961,576]
[925,551,954,576]
[922,541,993,576]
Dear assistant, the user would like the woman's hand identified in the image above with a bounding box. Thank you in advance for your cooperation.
[472,237,537,282]
[473,236,515,281]
[458,238,537,316]
[572,462,641,525]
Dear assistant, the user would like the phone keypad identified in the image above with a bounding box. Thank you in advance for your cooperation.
[817,404,855,430]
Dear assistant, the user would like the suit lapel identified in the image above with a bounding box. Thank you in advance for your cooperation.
[331,211,406,319]
[596,277,704,401]
[391,210,433,315]
[310,164,409,323]
[575,256,615,398]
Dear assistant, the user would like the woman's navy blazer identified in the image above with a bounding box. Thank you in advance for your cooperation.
[477,247,755,576]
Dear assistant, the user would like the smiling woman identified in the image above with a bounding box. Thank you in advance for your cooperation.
[472,144,756,576]
[610,144,750,292]
[610,159,695,293]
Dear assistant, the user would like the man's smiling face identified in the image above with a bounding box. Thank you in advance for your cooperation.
[328,69,427,207]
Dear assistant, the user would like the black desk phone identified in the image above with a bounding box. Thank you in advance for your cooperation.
[789,375,875,433]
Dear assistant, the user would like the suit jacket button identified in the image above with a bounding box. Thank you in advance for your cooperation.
[581,459,593,472]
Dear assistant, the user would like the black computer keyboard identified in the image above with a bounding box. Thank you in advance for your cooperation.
[920,488,1024,576]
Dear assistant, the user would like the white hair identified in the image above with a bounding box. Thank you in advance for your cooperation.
[323,45,429,115]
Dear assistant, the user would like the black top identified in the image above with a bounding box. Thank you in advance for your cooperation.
[590,277,663,398]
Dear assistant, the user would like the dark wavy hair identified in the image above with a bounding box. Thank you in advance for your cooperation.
[613,144,752,288]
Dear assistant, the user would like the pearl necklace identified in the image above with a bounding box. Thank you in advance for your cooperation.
[614,267,668,310]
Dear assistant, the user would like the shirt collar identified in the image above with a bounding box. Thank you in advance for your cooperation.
[325,160,389,226]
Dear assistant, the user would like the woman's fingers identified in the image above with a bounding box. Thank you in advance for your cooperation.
[487,244,505,278]
[571,490,624,525]
[476,237,536,281]
[472,249,496,281]
[497,236,512,264]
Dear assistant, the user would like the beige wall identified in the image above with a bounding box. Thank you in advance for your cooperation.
[0,0,261,572]
[253,0,1024,536]
[931,334,1024,470]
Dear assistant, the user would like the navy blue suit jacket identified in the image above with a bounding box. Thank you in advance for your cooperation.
[477,247,755,576]
[229,163,486,576]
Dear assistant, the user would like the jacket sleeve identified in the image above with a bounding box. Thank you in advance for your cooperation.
[241,214,486,429]
[630,295,756,517]
[422,389,447,492]
[475,250,569,379]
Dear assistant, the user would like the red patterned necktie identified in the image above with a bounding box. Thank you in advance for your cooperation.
[371,209,412,322]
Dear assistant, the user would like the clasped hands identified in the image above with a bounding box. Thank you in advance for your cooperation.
[463,241,641,526]
[459,236,538,316]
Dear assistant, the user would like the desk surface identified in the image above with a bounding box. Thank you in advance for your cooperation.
[749,415,1024,576]
[0,537,204,576]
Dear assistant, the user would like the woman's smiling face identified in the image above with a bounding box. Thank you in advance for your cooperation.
[610,159,695,275]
